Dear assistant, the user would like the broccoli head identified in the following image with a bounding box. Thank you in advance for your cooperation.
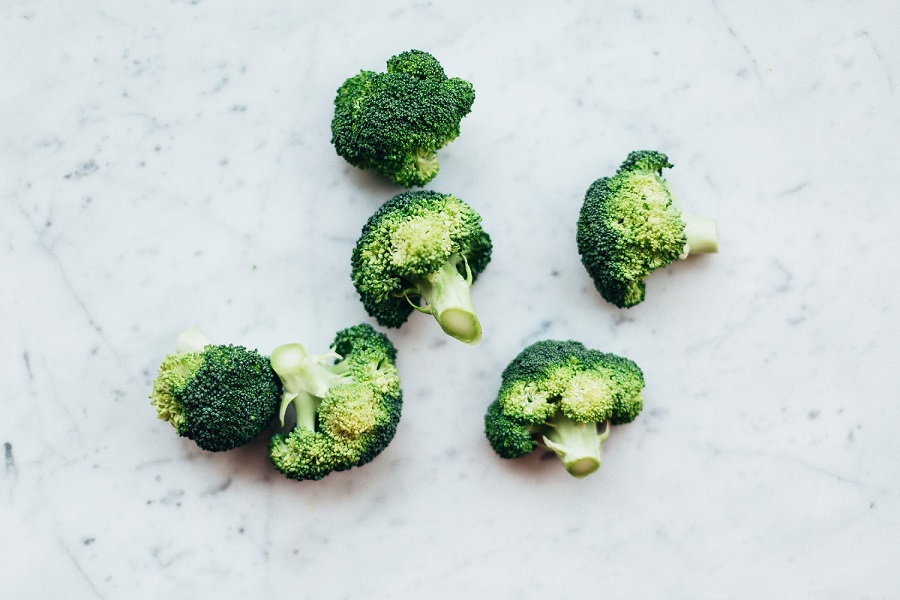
[331,49,475,187]
[351,190,492,345]
[484,340,644,478]
[576,150,719,308]
[150,327,281,452]
[268,324,402,481]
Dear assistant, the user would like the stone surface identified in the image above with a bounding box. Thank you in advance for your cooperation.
[2,1,899,597]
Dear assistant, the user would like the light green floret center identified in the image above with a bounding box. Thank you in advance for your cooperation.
[540,363,579,396]
[270,343,351,429]
[393,148,440,187]
[150,352,204,433]
[390,216,453,275]
[408,255,482,345]
[499,364,579,423]
[499,381,555,423]
[609,172,686,278]
[150,327,213,434]
[559,371,616,422]
[414,148,439,181]
[319,385,379,437]
[617,169,718,260]
[352,358,399,396]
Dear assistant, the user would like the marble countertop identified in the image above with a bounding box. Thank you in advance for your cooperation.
[3,1,899,598]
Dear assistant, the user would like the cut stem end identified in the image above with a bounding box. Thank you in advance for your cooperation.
[437,308,482,345]
[565,457,602,478]
[175,326,212,354]
[681,213,719,257]
[412,256,483,346]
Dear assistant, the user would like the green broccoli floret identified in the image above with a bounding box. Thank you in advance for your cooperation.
[268,324,402,481]
[484,340,644,478]
[150,327,281,452]
[331,49,475,187]
[351,190,492,345]
[576,150,719,308]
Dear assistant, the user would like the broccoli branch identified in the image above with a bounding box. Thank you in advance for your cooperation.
[541,412,610,478]
[270,343,350,428]
[408,254,482,345]
[681,213,719,257]
[175,326,212,354]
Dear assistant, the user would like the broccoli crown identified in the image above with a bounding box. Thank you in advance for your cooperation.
[351,190,492,330]
[331,49,475,187]
[150,344,281,452]
[268,324,402,481]
[576,150,688,308]
[484,340,644,477]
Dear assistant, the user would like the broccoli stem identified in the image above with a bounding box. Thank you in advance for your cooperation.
[541,413,610,478]
[175,326,212,354]
[290,391,321,431]
[270,343,349,427]
[681,213,719,256]
[410,255,482,345]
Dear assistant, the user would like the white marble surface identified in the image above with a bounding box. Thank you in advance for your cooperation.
[3,1,899,597]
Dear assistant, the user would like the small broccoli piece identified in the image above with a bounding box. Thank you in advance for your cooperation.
[150,327,281,452]
[484,340,644,478]
[268,324,402,481]
[351,190,492,345]
[576,150,719,308]
[331,49,475,187]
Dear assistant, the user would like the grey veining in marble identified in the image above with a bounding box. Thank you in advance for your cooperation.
[3,0,899,598]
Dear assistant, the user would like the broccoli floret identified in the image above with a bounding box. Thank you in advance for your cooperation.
[331,49,475,187]
[484,340,644,478]
[351,190,492,345]
[150,327,281,452]
[576,150,719,308]
[268,324,402,481]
